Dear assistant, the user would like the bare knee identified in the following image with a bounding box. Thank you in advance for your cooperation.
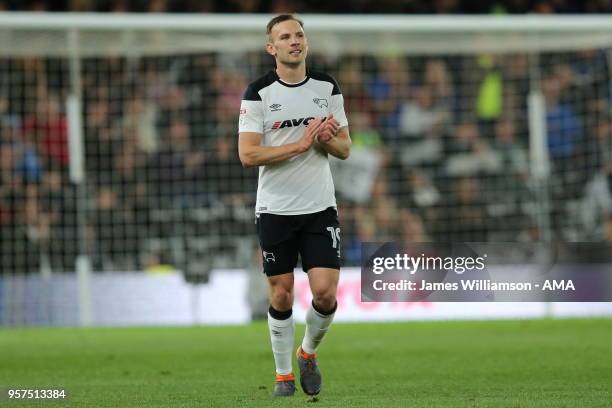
[308,268,339,314]
[270,285,293,311]
[312,289,336,313]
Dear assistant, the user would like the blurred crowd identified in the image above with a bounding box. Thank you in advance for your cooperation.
[1,45,611,274]
[336,51,612,263]
[0,0,611,13]
[0,54,260,273]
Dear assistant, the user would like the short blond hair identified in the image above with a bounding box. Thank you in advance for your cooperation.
[266,14,304,36]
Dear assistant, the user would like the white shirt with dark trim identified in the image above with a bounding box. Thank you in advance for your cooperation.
[239,70,349,215]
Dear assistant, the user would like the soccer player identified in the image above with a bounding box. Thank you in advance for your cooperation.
[238,14,351,397]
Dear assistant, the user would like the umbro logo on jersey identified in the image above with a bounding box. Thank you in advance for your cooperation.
[271,116,315,130]
[269,103,282,111]
[313,98,328,108]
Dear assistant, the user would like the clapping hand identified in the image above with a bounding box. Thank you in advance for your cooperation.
[317,113,340,144]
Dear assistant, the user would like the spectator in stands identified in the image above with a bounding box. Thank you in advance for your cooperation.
[398,170,441,229]
[581,160,612,240]
[475,55,504,138]
[370,173,401,241]
[544,69,589,208]
[398,208,430,242]
[399,85,448,139]
[84,96,120,182]
[349,111,384,151]
[23,94,69,169]
[0,145,24,273]
[500,54,529,131]
[594,118,612,169]
[1,119,42,184]
[0,136,45,271]
[342,205,377,265]
[492,118,528,177]
[488,118,531,239]
[395,71,449,174]
[93,185,139,270]
[0,96,20,132]
[337,58,374,121]
[437,176,489,242]
[147,116,205,208]
[445,121,501,176]
[38,165,77,271]
[0,142,21,198]
[423,59,454,115]
[16,183,51,273]
[157,84,190,131]
[367,56,411,139]
[204,135,256,208]
[543,74,582,163]
[113,144,149,232]
[122,96,159,155]
[88,125,144,271]
[212,69,247,133]
[447,121,478,153]
[174,54,218,139]
[198,135,257,239]
[2,58,44,121]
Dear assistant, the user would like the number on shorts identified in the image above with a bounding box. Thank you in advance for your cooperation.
[326,227,340,249]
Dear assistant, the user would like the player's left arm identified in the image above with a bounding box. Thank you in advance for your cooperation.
[317,120,351,160]
[316,80,351,160]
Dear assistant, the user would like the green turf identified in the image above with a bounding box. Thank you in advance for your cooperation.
[1,318,611,407]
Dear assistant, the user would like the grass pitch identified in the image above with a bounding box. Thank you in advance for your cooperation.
[1,318,611,407]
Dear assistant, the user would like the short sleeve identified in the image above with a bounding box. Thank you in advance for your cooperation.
[330,93,349,128]
[319,73,348,128]
[238,85,264,133]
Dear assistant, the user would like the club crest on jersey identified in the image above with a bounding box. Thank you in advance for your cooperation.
[313,98,328,108]
[271,116,315,130]
[263,251,276,262]
[269,103,282,112]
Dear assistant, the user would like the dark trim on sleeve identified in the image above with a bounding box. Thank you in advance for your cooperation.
[308,70,342,95]
[243,70,277,100]
[242,85,261,101]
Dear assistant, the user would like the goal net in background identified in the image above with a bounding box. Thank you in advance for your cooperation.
[1,14,611,324]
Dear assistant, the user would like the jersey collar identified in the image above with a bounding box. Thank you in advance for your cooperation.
[273,69,310,88]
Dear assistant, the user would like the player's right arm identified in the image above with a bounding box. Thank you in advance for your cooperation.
[239,118,323,168]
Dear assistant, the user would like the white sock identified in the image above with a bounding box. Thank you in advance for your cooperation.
[301,302,336,355]
[268,310,295,375]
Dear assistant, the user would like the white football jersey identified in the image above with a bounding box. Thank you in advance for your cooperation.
[239,70,349,215]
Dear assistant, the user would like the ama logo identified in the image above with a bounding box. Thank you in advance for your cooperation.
[271,116,315,130]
